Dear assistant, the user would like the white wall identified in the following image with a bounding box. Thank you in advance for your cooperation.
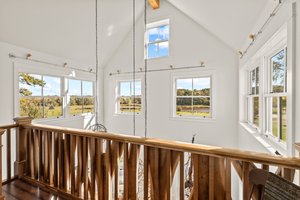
[238,0,299,156]
[0,41,96,128]
[103,1,239,147]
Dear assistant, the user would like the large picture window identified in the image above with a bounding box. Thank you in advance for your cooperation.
[175,77,211,118]
[19,73,62,119]
[247,67,259,128]
[68,79,94,116]
[145,19,169,59]
[117,80,142,114]
[265,49,287,142]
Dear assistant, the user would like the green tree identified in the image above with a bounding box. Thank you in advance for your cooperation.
[19,73,45,96]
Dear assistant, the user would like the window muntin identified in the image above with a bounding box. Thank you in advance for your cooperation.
[117,80,142,114]
[265,48,287,142]
[68,79,95,116]
[247,67,260,128]
[175,77,211,118]
[146,20,169,59]
[19,73,62,119]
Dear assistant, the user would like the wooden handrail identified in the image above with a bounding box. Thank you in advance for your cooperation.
[23,123,300,170]
[0,124,19,129]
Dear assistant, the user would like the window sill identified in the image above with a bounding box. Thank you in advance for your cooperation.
[239,122,287,156]
[169,116,216,123]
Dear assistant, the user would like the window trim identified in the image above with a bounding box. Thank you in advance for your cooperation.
[171,70,216,121]
[145,19,170,60]
[115,79,143,116]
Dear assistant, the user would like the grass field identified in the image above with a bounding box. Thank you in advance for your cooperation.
[176,105,210,117]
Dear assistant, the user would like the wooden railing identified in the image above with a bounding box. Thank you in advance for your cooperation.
[0,117,300,199]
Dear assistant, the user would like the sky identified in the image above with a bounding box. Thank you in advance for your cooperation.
[176,77,210,90]
[19,73,93,96]
[120,81,141,97]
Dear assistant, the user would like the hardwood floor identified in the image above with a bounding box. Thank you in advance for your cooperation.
[2,179,63,200]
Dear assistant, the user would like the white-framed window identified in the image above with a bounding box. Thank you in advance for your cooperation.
[174,76,212,118]
[116,80,142,114]
[19,73,63,119]
[264,48,287,142]
[68,79,95,116]
[145,19,169,59]
[247,67,260,128]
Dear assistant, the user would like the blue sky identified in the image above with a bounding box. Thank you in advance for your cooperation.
[176,78,210,90]
[120,81,141,97]
[19,73,93,96]
[147,25,169,59]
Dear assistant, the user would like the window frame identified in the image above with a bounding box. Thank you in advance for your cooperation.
[264,47,288,143]
[115,79,143,115]
[145,19,170,60]
[247,66,260,129]
[14,61,96,122]
[171,70,216,121]
[67,78,95,116]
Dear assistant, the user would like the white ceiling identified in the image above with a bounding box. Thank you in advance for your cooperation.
[0,0,271,67]
[167,0,270,51]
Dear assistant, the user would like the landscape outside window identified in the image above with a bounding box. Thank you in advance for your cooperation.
[118,80,142,114]
[248,67,259,128]
[176,77,211,118]
[19,73,62,119]
[267,49,287,141]
[68,79,94,116]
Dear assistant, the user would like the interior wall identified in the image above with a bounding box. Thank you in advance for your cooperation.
[103,1,239,147]
[238,0,299,155]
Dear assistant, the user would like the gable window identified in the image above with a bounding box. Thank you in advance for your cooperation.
[19,73,62,119]
[247,67,259,128]
[145,19,169,59]
[68,79,95,116]
[265,49,287,142]
[117,80,142,114]
[175,77,211,118]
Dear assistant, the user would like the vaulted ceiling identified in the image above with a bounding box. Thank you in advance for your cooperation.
[0,0,273,67]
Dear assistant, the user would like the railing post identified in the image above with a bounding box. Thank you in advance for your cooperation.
[0,129,5,200]
[13,117,33,178]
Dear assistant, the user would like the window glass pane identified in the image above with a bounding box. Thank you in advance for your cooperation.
[44,97,63,118]
[272,97,278,137]
[83,97,94,113]
[19,73,43,96]
[69,79,81,96]
[70,96,82,115]
[131,97,142,113]
[251,70,256,95]
[253,97,259,127]
[256,67,259,94]
[131,81,142,96]
[82,81,93,96]
[271,50,286,93]
[176,98,192,116]
[193,97,210,117]
[148,43,158,59]
[147,27,159,43]
[176,79,192,96]
[120,97,131,113]
[20,97,43,118]
[159,25,169,40]
[120,82,131,96]
[193,78,210,96]
[158,42,169,57]
[43,76,61,96]
[280,96,287,141]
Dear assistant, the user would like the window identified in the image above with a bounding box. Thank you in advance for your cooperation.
[175,77,211,118]
[265,49,287,142]
[68,79,95,116]
[117,80,142,114]
[145,19,169,59]
[19,73,62,119]
[247,67,260,128]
